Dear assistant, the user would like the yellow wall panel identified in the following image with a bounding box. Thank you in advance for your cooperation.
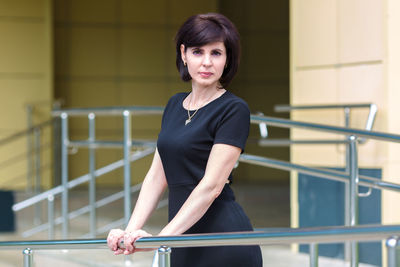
[120,82,169,106]
[66,81,118,107]
[245,33,288,80]
[0,0,53,190]
[69,0,117,23]
[293,68,338,104]
[338,0,383,63]
[168,0,218,25]
[0,0,46,17]
[121,0,168,24]
[246,1,289,31]
[0,80,51,130]
[120,28,168,77]
[294,0,337,67]
[69,28,117,76]
[0,22,49,73]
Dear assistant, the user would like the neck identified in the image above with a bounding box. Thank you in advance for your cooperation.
[190,82,222,105]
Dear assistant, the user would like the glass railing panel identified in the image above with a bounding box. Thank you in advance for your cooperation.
[32,248,155,267]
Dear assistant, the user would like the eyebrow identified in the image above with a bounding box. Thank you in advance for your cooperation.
[191,47,224,52]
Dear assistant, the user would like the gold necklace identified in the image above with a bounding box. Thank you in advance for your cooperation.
[185,91,219,125]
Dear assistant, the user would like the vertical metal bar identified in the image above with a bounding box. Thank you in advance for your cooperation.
[53,117,62,186]
[348,135,359,267]
[26,105,33,192]
[386,236,399,267]
[344,107,351,261]
[47,195,55,239]
[123,110,132,227]
[61,113,69,238]
[23,248,33,267]
[88,113,96,238]
[309,243,318,267]
[34,128,42,225]
[158,246,171,267]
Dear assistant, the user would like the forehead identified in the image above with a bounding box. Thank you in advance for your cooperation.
[192,41,225,50]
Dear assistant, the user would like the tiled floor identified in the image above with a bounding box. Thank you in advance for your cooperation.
[0,184,378,266]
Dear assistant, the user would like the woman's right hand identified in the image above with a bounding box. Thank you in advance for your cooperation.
[107,229,125,255]
[107,229,153,255]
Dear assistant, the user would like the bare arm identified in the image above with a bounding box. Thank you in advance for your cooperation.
[158,143,241,236]
[126,148,168,231]
[107,148,167,254]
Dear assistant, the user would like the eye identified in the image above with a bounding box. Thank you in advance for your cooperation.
[192,49,202,55]
[212,50,222,56]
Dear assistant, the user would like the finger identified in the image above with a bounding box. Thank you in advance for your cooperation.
[124,235,134,252]
[114,248,125,255]
[125,245,136,255]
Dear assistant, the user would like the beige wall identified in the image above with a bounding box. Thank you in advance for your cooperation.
[0,0,53,190]
[54,0,219,187]
[383,0,400,228]
[290,0,400,264]
[220,0,290,183]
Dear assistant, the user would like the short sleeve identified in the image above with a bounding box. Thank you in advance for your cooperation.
[214,101,250,152]
[160,93,183,130]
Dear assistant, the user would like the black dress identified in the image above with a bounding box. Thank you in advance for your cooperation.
[157,91,263,267]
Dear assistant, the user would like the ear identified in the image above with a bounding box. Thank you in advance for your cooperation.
[180,44,186,64]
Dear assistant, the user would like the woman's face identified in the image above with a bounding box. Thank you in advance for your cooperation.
[181,41,227,88]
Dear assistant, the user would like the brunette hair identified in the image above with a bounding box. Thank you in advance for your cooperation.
[175,13,241,88]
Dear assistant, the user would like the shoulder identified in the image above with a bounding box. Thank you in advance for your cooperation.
[221,91,250,115]
[167,92,188,104]
[164,92,188,110]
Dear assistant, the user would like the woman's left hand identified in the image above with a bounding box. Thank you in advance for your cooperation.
[123,229,153,255]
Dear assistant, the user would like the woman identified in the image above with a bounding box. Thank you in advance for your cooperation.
[107,13,263,267]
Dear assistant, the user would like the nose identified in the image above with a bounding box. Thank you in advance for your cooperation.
[202,54,212,66]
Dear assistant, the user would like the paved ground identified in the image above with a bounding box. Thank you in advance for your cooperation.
[0,184,378,266]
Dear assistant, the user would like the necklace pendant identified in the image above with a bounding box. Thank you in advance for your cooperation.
[185,119,191,125]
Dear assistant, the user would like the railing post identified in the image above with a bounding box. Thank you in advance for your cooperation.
[47,195,55,239]
[348,135,359,267]
[386,236,399,267]
[88,113,96,238]
[344,107,351,261]
[158,246,171,267]
[26,105,34,193]
[34,127,42,225]
[61,112,69,238]
[23,248,33,267]
[123,110,132,227]
[309,243,318,267]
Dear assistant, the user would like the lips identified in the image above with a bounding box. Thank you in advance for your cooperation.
[199,72,213,78]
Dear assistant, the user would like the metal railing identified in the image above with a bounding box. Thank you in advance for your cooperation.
[0,119,55,191]
[0,225,399,267]
[10,104,400,267]
[11,106,164,240]
[54,106,164,239]
[0,119,56,225]
[259,103,377,146]
[248,113,400,267]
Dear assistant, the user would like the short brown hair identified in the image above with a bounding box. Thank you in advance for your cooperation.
[175,13,241,88]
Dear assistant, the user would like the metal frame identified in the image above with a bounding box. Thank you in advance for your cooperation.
[9,106,400,267]
[1,225,400,267]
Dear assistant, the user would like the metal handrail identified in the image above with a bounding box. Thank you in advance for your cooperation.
[0,225,399,267]
[12,147,155,212]
[0,225,399,250]
[250,115,400,143]
[239,154,400,193]
[274,103,377,131]
[52,106,164,117]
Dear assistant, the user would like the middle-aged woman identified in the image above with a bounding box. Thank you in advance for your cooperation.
[107,13,263,267]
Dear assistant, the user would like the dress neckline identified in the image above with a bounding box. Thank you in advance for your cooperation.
[181,90,229,112]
